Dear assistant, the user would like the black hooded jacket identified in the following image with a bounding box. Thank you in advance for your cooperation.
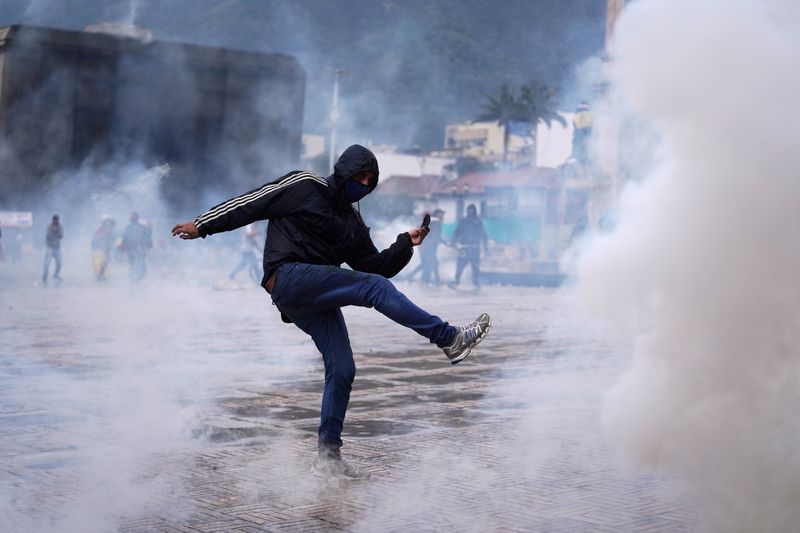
[194,145,413,289]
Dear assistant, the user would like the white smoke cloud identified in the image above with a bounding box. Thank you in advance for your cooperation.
[0,279,317,532]
[575,0,800,531]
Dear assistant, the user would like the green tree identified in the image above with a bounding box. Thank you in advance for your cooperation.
[474,83,529,163]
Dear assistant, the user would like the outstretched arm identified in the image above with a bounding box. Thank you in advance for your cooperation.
[347,226,429,278]
[171,221,200,239]
[175,171,324,240]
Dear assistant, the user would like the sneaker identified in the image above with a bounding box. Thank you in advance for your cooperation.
[442,313,491,365]
[313,450,371,480]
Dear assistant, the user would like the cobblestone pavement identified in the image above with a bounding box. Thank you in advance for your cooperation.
[1,266,697,532]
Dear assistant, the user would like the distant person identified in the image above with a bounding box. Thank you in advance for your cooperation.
[229,224,263,284]
[91,217,116,281]
[449,204,489,289]
[421,208,445,284]
[5,227,22,263]
[42,214,63,284]
[571,101,593,164]
[121,211,152,284]
[406,208,445,285]
[171,144,491,480]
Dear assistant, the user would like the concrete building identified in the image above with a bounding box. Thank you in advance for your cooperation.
[0,25,305,210]
[367,163,593,284]
[428,167,590,284]
[443,121,531,161]
[371,147,455,179]
[443,118,574,170]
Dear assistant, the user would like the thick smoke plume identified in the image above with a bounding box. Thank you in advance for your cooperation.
[576,0,800,531]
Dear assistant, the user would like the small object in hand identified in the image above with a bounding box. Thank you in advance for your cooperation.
[421,213,431,229]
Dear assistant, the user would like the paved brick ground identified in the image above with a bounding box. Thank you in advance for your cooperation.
[0,265,697,532]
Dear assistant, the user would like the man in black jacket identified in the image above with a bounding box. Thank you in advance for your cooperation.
[42,214,64,284]
[172,145,490,479]
[449,204,489,289]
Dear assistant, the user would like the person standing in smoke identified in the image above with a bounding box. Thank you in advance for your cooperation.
[419,208,445,284]
[91,217,116,281]
[171,144,491,479]
[448,204,489,289]
[229,224,263,284]
[42,214,63,285]
[571,101,593,165]
[121,211,152,284]
[405,208,444,285]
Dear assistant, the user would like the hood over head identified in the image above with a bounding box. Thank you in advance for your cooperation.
[327,145,380,200]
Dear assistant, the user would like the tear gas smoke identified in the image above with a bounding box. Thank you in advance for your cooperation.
[576,0,800,530]
[3,0,605,150]
[0,1,685,530]
[0,280,317,532]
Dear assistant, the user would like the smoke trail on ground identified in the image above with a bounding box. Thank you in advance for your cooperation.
[0,278,318,531]
[575,0,800,530]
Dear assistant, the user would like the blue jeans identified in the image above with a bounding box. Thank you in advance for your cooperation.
[269,262,457,450]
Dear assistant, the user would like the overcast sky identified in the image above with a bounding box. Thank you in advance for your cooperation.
[0,0,606,147]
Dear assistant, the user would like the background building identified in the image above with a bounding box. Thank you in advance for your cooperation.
[442,118,574,170]
[0,25,306,211]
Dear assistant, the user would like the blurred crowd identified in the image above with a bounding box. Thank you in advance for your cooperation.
[0,199,581,291]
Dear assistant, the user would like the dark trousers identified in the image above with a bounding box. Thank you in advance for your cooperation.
[269,262,456,449]
[454,246,481,287]
[42,247,61,282]
[128,253,146,284]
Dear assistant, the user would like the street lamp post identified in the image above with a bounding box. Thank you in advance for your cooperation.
[329,68,349,170]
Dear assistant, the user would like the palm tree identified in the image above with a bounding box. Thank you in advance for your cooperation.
[474,84,528,164]
[476,83,567,165]
[519,83,567,165]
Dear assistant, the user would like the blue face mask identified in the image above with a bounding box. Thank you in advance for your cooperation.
[344,178,371,202]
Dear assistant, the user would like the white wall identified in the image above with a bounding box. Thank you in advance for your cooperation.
[370,150,454,178]
[536,112,574,168]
